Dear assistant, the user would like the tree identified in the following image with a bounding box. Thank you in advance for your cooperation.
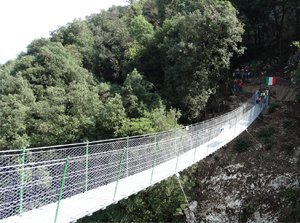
[129,15,154,44]
[13,41,92,87]
[229,0,300,62]
[50,20,95,70]
[291,41,300,86]
[121,68,160,118]
[0,70,35,150]
[85,8,131,82]
[145,0,244,122]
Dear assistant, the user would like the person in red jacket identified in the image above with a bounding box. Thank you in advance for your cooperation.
[239,79,243,93]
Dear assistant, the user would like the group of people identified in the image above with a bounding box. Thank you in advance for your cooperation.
[232,78,244,93]
[234,66,251,80]
[255,87,270,104]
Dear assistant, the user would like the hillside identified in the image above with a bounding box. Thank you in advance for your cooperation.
[184,79,300,222]
[77,76,300,222]
[1,0,300,222]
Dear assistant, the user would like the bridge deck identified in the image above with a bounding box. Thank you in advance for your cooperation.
[1,101,263,223]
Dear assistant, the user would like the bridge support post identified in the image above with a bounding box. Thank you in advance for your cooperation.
[19,147,26,216]
[150,141,158,184]
[54,156,69,223]
[193,131,199,163]
[114,147,126,201]
[85,141,89,193]
[175,136,182,172]
[190,124,193,152]
[207,127,212,155]
[234,117,237,137]
[127,136,129,178]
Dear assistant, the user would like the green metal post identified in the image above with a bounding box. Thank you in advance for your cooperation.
[175,136,182,172]
[85,141,89,193]
[190,124,193,150]
[19,147,26,215]
[227,114,230,143]
[113,147,126,201]
[218,123,222,148]
[127,136,129,178]
[207,127,212,155]
[150,141,158,184]
[234,117,237,137]
[227,120,230,143]
[175,128,177,149]
[193,131,199,163]
[54,156,69,223]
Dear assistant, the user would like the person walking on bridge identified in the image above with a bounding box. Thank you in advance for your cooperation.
[235,67,240,79]
[233,78,238,92]
[239,80,243,93]
[255,88,260,102]
[266,87,271,105]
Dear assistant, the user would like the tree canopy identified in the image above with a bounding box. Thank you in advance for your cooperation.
[2,0,300,221]
[1,0,244,149]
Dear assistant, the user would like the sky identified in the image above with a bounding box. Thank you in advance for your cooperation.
[0,0,128,64]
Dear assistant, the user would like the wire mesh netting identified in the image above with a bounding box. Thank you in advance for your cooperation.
[0,94,267,222]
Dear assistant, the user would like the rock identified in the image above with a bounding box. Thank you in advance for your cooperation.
[230,96,238,101]
[185,201,198,223]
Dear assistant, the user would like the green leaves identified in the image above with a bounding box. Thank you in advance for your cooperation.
[0,71,34,150]
[129,15,154,43]
[152,1,244,121]
[291,42,300,86]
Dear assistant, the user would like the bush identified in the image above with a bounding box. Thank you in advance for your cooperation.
[283,120,293,128]
[259,127,275,138]
[240,202,257,222]
[256,114,264,123]
[285,189,298,200]
[268,102,280,113]
[263,137,275,150]
[234,138,249,153]
[282,144,294,155]
[214,155,220,161]
[296,203,300,222]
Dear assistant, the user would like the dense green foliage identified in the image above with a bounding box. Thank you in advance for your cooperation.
[1,0,245,150]
[291,41,300,86]
[234,138,249,153]
[230,0,300,64]
[0,0,246,221]
[1,0,300,222]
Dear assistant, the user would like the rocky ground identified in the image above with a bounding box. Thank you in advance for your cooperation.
[184,80,300,222]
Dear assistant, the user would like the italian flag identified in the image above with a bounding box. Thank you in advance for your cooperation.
[265,77,277,85]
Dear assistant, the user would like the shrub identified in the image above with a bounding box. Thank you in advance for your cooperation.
[268,102,280,113]
[259,127,275,138]
[257,114,264,123]
[285,189,298,200]
[234,138,249,153]
[240,202,257,222]
[282,144,294,155]
[283,120,293,128]
[214,155,220,161]
[296,203,300,222]
[263,137,275,150]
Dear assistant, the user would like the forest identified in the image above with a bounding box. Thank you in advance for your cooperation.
[1,0,300,221]
[1,0,300,151]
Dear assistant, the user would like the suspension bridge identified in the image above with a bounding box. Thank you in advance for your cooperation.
[0,95,267,223]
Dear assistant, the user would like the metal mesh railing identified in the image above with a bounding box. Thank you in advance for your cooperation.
[0,94,267,222]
